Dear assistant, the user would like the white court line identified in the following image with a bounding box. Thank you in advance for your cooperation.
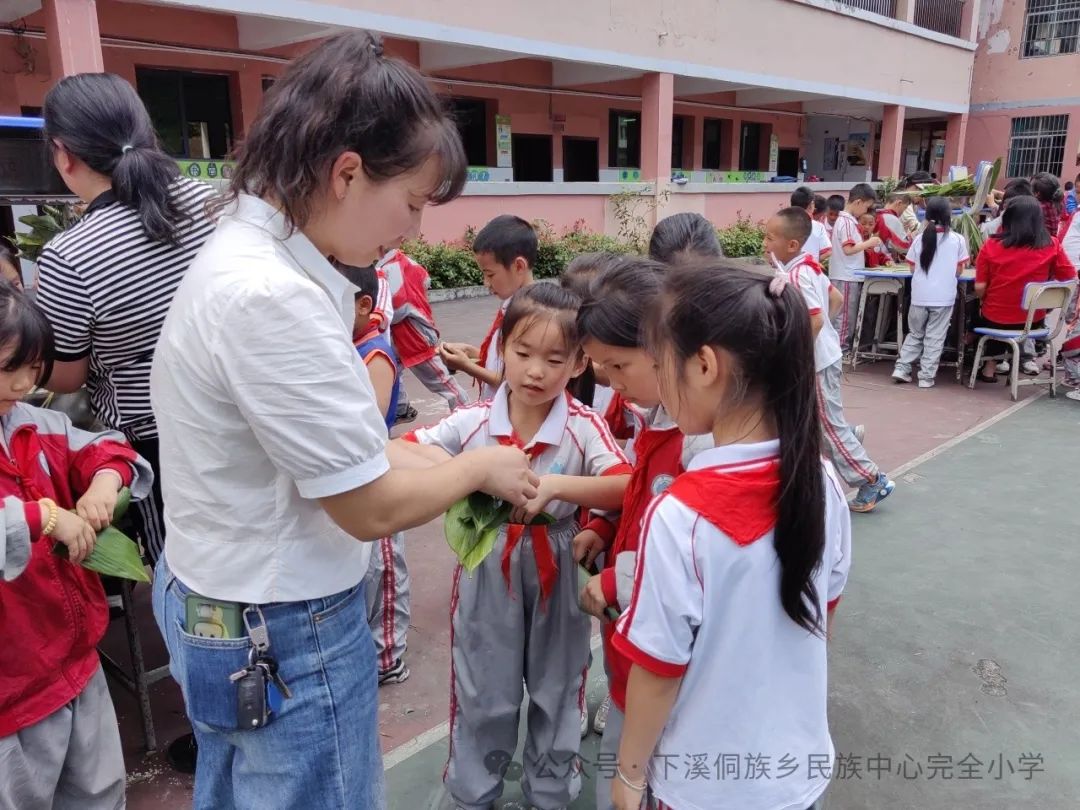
[383,632,604,771]
[885,391,1045,482]
[384,392,1047,771]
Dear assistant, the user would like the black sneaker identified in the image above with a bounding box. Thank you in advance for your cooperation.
[166,732,198,774]
[378,658,410,686]
[394,405,418,426]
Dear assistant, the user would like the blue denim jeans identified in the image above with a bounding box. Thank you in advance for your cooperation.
[153,554,385,810]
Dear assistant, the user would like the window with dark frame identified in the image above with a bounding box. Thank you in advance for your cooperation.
[739,122,764,171]
[608,110,641,168]
[135,68,234,160]
[1021,0,1080,57]
[447,97,489,167]
[702,118,725,170]
[1006,114,1070,177]
[671,115,687,170]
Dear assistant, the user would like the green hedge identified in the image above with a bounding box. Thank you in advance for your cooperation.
[406,217,765,289]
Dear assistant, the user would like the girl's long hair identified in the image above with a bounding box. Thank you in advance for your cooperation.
[646,263,826,634]
[996,196,1052,250]
[919,196,952,273]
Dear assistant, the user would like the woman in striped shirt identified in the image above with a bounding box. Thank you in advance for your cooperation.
[35,73,216,567]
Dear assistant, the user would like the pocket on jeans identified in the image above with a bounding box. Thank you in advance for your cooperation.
[174,621,252,733]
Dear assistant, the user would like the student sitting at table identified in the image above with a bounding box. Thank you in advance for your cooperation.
[974,196,1077,382]
[859,211,889,268]
[892,197,969,389]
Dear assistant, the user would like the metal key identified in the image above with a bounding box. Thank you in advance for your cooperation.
[255,655,293,700]
[243,606,271,656]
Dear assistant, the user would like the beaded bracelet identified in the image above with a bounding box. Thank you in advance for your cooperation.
[40,497,58,536]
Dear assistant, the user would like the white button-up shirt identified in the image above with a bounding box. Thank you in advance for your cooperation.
[151,194,390,603]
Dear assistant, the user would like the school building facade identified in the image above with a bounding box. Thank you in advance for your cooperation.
[1,1,1073,242]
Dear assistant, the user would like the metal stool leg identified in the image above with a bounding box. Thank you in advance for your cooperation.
[121,580,157,752]
[852,285,869,371]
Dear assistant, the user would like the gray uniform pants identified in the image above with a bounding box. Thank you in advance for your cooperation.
[445,518,590,810]
[832,280,863,357]
[817,361,879,488]
[0,666,125,810]
[895,305,953,382]
[409,355,471,411]
[365,532,411,672]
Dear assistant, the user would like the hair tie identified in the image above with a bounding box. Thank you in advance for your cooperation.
[768,270,790,298]
[121,144,134,154]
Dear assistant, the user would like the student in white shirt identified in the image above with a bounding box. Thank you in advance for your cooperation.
[609,264,851,810]
[893,197,970,388]
[791,186,832,262]
[399,284,631,810]
[149,32,538,810]
[830,183,882,358]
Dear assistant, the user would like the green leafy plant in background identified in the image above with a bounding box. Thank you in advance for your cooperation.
[878,177,900,197]
[610,186,670,253]
[715,213,766,258]
[15,205,78,262]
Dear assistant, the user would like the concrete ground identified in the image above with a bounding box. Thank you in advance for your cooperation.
[113,296,1078,809]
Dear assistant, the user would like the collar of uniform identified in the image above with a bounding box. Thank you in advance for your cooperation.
[230,194,356,313]
[488,384,570,448]
[782,252,814,273]
[686,439,780,472]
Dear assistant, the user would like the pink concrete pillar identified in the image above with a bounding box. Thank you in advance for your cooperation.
[44,0,104,78]
[640,72,674,182]
[943,113,968,169]
[879,104,906,180]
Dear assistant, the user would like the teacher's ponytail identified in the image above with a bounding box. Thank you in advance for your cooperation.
[44,73,185,244]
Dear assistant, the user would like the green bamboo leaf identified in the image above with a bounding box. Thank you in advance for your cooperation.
[54,524,149,582]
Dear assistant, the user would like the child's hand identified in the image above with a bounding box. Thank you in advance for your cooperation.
[439,343,473,372]
[579,573,611,620]
[50,508,97,564]
[865,235,882,249]
[471,445,540,507]
[611,776,646,810]
[509,474,559,525]
[75,471,122,531]
[573,529,606,568]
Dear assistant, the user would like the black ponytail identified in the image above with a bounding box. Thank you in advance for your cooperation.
[577,257,666,347]
[920,196,952,273]
[646,263,826,634]
[44,73,186,244]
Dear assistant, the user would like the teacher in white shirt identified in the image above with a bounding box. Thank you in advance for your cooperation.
[150,31,537,810]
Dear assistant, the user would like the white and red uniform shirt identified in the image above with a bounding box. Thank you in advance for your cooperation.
[787,252,842,372]
[905,228,969,308]
[829,210,865,282]
[875,209,913,254]
[584,406,711,712]
[476,300,510,402]
[591,384,641,442]
[404,384,630,523]
[381,249,442,367]
[613,441,851,810]
[801,219,832,263]
[371,252,395,333]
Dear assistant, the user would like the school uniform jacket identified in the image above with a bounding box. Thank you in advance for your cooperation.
[0,403,151,736]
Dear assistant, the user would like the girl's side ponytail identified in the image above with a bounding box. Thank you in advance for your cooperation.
[767,283,826,635]
[44,73,186,244]
[920,196,951,273]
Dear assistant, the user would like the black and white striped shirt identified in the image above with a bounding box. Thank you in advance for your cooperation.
[35,177,217,440]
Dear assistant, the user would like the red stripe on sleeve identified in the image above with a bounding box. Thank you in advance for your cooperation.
[611,631,688,679]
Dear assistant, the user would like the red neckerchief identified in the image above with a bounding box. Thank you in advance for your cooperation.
[791,253,824,276]
[667,459,781,546]
[495,434,560,605]
[603,392,634,441]
[475,308,505,390]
